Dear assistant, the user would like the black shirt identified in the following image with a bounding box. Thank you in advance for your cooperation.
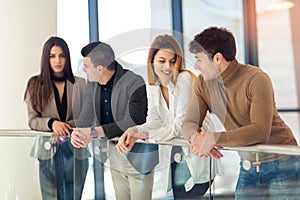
[100,72,116,125]
[47,81,67,130]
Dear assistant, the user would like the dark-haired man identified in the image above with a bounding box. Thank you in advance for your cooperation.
[182,26,300,199]
[71,41,157,200]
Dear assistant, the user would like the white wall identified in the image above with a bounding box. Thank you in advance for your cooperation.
[0,0,57,198]
[0,0,57,129]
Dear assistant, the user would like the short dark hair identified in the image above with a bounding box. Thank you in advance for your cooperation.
[81,41,115,70]
[189,27,236,61]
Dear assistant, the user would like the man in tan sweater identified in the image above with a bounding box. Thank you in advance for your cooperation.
[182,26,300,199]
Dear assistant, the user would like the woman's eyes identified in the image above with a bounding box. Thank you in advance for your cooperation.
[158,59,176,64]
[49,54,65,58]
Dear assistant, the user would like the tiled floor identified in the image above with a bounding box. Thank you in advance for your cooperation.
[153,195,235,200]
[202,194,235,200]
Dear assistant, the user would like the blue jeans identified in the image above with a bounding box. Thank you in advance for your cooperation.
[39,139,89,200]
[235,155,300,200]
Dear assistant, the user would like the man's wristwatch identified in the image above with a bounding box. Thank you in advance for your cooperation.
[90,127,98,139]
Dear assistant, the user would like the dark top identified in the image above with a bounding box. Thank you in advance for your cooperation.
[99,71,116,124]
[75,62,147,139]
[48,81,67,130]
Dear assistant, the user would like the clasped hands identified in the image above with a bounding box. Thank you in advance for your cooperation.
[70,127,104,148]
[190,131,223,159]
[69,128,93,148]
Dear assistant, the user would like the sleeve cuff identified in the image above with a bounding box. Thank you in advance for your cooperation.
[48,118,58,131]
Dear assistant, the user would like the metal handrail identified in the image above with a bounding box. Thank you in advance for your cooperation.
[222,144,300,156]
[1,129,300,156]
[0,129,52,137]
[122,138,300,156]
[140,139,300,156]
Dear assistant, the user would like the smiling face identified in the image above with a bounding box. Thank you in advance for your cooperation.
[194,52,220,81]
[153,49,176,85]
[49,46,66,76]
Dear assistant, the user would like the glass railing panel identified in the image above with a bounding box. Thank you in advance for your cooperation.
[216,145,300,199]
[2,130,300,199]
[0,130,50,200]
[0,130,92,200]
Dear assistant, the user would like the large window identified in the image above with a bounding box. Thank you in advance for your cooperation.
[57,0,89,77]
[256,0,300,142]
[182,0,244,75]
[97,0,173,82]
[57,0,300,198]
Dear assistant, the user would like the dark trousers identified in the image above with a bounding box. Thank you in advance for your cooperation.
[171,146,213,200]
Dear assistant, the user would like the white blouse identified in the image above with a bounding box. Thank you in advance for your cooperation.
[137,72,222,193]
[137,72,192,141]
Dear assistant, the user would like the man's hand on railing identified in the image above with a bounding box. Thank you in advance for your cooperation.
[201,147,223,159]
[71,128,93,148]
[190,131,223,159]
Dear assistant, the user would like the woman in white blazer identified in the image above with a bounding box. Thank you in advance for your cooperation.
[24,37,88,200]
[117,35,222,199]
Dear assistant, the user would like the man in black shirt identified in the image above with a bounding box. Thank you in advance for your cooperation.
[71,41,157,200]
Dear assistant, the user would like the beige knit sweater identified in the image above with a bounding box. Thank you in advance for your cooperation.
[182,59,297,162]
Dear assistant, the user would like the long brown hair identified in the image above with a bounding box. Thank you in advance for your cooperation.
[24,36,74,112]
[147,35,195,85]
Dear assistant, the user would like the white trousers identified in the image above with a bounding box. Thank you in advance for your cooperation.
[108,144,154,200]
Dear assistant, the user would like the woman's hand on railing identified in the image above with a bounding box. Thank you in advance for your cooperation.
[52,121,72,137]
[116,127,145,153]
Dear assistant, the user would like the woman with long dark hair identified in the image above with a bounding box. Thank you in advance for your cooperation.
[24,36,88,200]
